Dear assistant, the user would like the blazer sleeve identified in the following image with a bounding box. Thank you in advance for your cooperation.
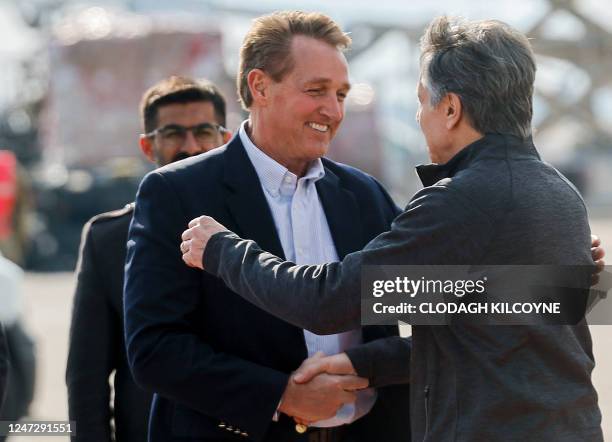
[203,184,494,335]
[66,222,117,442]
[124,171,288,442]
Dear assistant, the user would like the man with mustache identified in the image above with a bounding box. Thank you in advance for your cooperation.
[67,76,230,442]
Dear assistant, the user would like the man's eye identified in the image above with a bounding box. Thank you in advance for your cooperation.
[163,130,182,138]
[194,128,215,137]
[307,89,323,95]
[337,93,347,102]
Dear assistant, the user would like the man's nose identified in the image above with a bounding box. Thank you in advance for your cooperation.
[320,94,344,122]
[181,130,201,154]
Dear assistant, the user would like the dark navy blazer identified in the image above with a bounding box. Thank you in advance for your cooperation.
[124,135,410,442]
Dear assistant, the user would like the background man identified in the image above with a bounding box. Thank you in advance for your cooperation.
[125,11,409,442]
[0,250,35,430]
[0,324,6,412]
[183,16,605,442]
[66,76,230,442]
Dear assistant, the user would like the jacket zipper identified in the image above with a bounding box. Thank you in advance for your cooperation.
[423,385,430,441]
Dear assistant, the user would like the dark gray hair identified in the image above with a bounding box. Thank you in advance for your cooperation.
[420,16,536,138]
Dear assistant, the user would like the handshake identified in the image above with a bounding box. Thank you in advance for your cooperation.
[278,351,369,425]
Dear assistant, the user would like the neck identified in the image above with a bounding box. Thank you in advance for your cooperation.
[436,126,483,164]
[247,113,308,177]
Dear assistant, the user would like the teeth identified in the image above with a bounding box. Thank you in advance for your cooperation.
[309,122,328,132]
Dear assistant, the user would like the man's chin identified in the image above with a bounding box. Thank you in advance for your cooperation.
[307,137,331,155]
[309,145,329,160]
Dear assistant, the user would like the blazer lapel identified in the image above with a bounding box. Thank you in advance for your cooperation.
[221,135,307,363]
[316,166,363,259]
[222,136,285,259]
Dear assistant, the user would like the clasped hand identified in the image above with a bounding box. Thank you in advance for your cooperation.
[279,352,368,425]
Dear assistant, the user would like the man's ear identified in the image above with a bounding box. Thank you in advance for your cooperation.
[247,69,270,106]
[139,135,156,163]
[222,130,232,144]
[445,93,463,130]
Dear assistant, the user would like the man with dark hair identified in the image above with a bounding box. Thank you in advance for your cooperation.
[182,16,605,441]
[125,11,410,442]
[139,76,228,165]
[66,76,230,442]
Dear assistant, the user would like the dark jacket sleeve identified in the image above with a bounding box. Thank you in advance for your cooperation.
[124,171,288,442]
[345,175,411,387]
[204,185,494,335]
[0,323,7,410]
[345,336,411,387]
[66,222,117,442]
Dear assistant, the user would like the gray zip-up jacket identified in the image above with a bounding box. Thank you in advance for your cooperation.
[204,133,603,441]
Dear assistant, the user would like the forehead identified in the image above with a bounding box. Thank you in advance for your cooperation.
[417,80,428,98]
[286,35,349,86]
[156,101,219,127]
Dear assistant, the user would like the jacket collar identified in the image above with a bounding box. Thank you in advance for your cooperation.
[416,133,540,187]
[222,134,286,258]
[315,163,362,259]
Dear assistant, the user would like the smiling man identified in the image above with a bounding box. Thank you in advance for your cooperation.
[124,11,409,442]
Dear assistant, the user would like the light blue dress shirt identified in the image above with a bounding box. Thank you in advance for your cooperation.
[239,121,376,427]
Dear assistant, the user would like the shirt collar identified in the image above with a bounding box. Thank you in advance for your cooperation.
[239,120,325,197]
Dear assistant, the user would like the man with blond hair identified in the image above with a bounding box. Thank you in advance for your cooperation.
[125,11,410,442]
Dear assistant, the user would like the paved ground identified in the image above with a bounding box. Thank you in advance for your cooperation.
[9,218,612,441]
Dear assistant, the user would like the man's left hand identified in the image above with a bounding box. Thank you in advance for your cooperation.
[181,216,229,270]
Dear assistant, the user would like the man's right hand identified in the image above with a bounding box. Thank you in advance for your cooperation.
[293,351,357,384]
[278,371,368,423]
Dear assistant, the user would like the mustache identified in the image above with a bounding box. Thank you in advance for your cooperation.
[171,151,201,163]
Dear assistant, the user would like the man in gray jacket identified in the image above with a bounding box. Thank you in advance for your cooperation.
[182,16,604,442]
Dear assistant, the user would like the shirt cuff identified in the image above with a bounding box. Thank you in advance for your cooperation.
[272,398,283,421]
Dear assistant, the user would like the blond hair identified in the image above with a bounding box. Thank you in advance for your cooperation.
[237,11,351,109]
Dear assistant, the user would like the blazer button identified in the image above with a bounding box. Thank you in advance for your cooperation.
[227,426,233,431]
[218,422,226,428]
[234,428,242,434]
[241,432,249,437]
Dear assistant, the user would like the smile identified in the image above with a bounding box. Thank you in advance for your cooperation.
[308,122,329,133]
